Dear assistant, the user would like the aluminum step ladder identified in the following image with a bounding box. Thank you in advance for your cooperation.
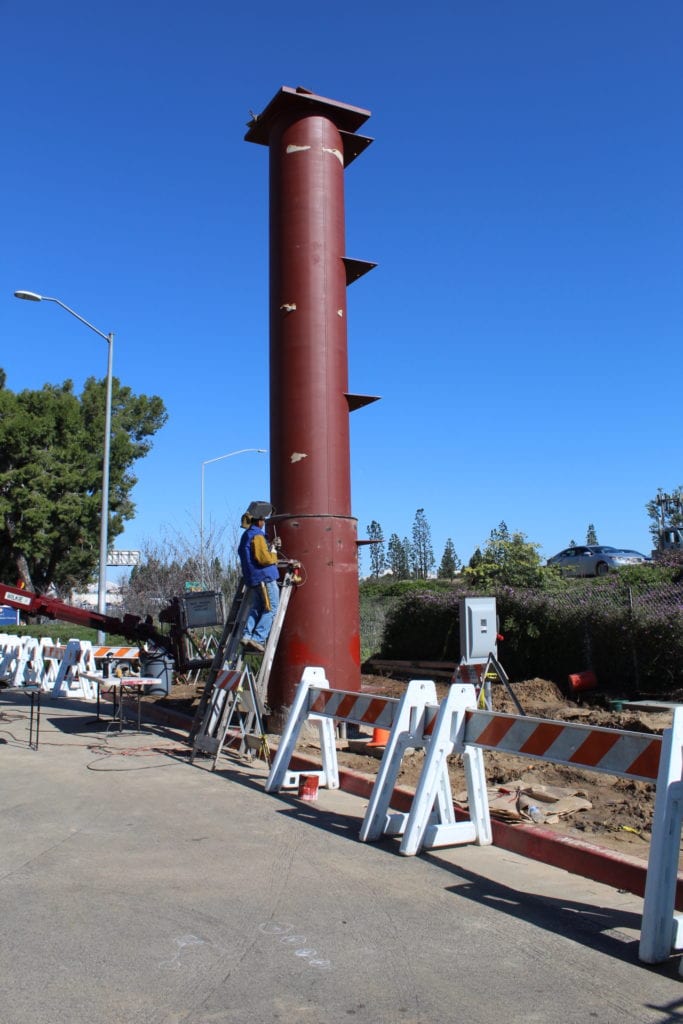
[189,565,298,760]
[188,576,250,743]
[189,664,269,769]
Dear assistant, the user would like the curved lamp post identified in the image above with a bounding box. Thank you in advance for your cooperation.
[200,448,267,587]
[14,290,114,642]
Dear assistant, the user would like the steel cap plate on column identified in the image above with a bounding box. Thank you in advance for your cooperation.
[245,86,371,145]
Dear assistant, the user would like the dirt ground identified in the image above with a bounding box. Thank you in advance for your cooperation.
[162,672,676,864]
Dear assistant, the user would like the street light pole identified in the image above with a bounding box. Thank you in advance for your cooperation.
[200,448,267,587]
[14,290,114,643]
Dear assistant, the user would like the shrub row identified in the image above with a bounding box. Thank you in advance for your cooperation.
[374,573,683,697]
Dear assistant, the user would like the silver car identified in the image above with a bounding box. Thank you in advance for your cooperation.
[546,545,652,577]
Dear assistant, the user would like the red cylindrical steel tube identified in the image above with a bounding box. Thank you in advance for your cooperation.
[268,113,350,516]
[246,89,372,717]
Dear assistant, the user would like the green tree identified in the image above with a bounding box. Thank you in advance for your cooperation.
[402,536,414,577]
[463,521,544,589]
[437,538,461,579]
[122,526,239,620]
[586,523,598,544]
[0,372,167,593]
[366,520,386,578]
[411,508,435,579]
[387,532,411,580]
[468,546,483,570]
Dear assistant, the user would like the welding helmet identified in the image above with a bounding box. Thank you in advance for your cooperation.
[241,500,273,527]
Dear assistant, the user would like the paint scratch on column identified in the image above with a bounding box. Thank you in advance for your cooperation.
[323,147,344,166]
[286,144,311,154]
[290,452,308,463]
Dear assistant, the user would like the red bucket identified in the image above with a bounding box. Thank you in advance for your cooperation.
[298,775,319,801]
[568,670,597,693]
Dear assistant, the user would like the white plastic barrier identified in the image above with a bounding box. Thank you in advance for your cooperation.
[51,640,89,699]
[0,635,22,683]
[640,708,683,965]
[40,640,63,690]
[4,634,43,687]
[2,636,28,686]
[397,683,492,855]
[266,668,442,843]
[399,683,683,967]
[0,634,60,689]
[0,634,135,699]
[20,635,43,685]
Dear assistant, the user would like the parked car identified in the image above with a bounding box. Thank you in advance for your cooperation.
[546,545,652,577]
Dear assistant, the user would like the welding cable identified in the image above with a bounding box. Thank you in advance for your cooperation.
[85,743,191,771]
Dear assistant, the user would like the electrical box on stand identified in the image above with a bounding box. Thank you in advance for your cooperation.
[459,597,497,664]
[180,591,225,629]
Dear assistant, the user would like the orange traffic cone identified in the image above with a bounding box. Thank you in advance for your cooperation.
[366,728,391,748]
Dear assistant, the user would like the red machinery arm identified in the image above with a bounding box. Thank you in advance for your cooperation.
[0,583,179,657]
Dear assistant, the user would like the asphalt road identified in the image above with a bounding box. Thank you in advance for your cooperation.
[1,690,681,1024]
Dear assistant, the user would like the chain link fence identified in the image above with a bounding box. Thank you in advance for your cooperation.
[496,578,683,694]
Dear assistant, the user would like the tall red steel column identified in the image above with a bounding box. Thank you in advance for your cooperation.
[245,87,377,719]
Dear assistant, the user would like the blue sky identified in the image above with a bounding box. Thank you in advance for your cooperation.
[2,0,681,578]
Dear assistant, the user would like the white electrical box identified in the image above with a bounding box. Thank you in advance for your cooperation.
[459,597,497,664]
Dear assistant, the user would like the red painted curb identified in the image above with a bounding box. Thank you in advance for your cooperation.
[144,699,683,908]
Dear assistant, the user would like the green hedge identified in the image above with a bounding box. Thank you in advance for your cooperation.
[376,570,683,696]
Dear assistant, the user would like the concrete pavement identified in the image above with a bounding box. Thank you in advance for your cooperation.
[1,689,681,1024]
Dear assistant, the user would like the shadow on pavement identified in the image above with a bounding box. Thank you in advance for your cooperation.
[427,850,682,974]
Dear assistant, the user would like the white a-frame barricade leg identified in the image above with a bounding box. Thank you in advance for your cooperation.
[51,640,84,698]
[265,668,340,793]
[39,639,59,690]
[358,680,442,843]
[0,636,21,684]
[399,683,492,856]
[640,707,683,965]
[266,672,441,845]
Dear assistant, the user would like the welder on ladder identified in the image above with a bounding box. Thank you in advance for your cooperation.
[238,501,281,654]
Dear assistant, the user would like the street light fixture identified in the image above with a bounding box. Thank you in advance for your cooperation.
[200,448,267,587]
[14,290,114,643]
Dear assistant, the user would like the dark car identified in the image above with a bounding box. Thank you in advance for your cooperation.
[546,545,652,577]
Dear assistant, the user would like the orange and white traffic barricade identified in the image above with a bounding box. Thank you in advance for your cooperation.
[50,639,93,699]
[39,639,64,690]
[266,668,442,843]
[31,636,67,691]
[77,643,141,704]
[400,684,683,966]
[87,644,140,673]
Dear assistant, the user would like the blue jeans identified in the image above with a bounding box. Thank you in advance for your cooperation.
[244,580,280,643]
